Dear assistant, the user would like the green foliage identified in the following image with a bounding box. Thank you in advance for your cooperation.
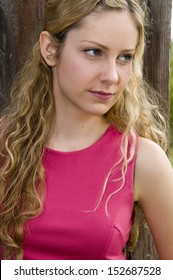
[170,146,173,167]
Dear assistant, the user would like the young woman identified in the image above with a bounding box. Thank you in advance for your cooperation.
[0,0,173,260]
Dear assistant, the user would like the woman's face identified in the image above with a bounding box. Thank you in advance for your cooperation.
[52,9,138,117]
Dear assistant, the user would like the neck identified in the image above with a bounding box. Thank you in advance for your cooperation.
[47,111,109,152]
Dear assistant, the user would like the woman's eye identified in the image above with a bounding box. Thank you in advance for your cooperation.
[84,48,102,57]
[118,54,134,64]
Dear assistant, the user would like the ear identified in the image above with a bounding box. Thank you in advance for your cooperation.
[39,31,57,67]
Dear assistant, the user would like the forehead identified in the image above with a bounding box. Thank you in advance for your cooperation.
[66,10,138,50]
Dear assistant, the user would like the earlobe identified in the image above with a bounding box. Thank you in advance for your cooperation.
[39,31,57,67]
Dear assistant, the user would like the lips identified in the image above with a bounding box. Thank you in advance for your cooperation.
[89,90,114,100]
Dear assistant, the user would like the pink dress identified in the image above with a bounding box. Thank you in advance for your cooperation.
[23,126,137,259]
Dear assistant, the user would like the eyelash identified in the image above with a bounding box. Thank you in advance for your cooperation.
[84,48,102,57]
[83,48,134,63]
[118,54,134,64]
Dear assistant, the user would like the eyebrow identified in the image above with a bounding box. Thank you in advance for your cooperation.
[80,40,136,52]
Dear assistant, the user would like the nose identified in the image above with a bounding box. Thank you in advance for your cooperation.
[100,59,119,86]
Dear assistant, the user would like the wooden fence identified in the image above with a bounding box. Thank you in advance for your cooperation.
[127,0,172,260]
[0,0,172,259]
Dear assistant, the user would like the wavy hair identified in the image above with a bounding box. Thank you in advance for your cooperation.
[0,0,168,259]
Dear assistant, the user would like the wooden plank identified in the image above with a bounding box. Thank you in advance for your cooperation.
[0,49,6,95]
[0,0,45,110]
[0,2,6,106]
[144,0,172,116]
[0,3,6,51]
[127,0,172,260]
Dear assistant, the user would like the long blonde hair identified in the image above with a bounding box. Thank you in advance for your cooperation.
[0,0,167,259]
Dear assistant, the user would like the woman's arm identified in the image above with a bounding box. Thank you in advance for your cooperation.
[134,137,173,259]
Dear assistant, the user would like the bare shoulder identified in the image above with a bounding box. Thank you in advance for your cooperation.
[134,137,173,259]
[134,137,173,200]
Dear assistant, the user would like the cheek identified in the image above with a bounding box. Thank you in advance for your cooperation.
[61,58,93,84]
[120,67,132,87]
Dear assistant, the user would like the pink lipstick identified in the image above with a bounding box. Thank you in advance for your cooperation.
[89,91,114,100]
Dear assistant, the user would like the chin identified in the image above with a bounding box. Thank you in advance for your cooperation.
[85,104,113,116]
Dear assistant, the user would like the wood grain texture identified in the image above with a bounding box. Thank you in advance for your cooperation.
[127,0,172,260]
[0,0,45,110]
[0,2,7,106]
[144,0,172,117]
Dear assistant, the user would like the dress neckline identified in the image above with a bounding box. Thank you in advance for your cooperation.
[44,125,115,155]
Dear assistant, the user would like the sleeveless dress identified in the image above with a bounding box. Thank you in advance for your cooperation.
[23,126,137,259]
